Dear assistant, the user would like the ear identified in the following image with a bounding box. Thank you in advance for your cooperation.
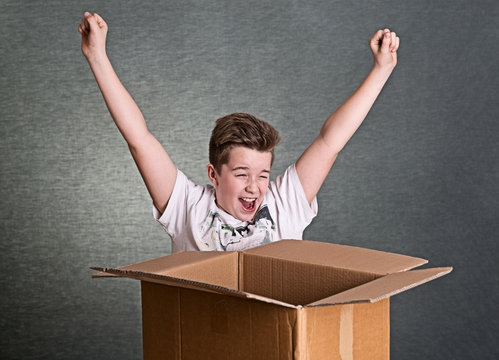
[207,164,219,187]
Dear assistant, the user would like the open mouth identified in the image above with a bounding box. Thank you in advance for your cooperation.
[239,197,256,212]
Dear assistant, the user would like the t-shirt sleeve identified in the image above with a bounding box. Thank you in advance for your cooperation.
[152,169,197,238]
[268,163,318,237]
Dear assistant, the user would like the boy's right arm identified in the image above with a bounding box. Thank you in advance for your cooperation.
[78,12,176,214]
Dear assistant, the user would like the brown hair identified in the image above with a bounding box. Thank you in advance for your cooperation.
[209,113,281,173]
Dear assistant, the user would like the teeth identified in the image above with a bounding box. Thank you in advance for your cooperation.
[241,198,255,202]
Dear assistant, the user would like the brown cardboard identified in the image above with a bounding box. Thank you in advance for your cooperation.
[309,267,452,306]
[92,240,452,359]
[242,240,428,274]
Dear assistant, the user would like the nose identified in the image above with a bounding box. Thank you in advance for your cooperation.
[245,178,258,193]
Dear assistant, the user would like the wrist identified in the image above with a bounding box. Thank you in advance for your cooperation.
[85,50,108,65]
[371,64,394,79]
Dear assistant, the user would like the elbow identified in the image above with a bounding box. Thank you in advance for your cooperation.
[317,131,343,157]
[126,130,153,155]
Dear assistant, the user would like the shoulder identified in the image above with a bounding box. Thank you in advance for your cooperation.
[269,163,301,193]
[266,163,317,217]
[177,170,216,207]
[155,170,215,218]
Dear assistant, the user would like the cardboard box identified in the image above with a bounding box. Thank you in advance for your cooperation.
[92,240,452,359]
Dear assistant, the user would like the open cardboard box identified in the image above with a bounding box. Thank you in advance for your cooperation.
[92,240,452,359]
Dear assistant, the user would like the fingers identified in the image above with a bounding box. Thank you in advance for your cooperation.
[381,29,391,53]
[78,12,107,35]
[371,28,400,53]
[392,33,400,52]
[370,29,397,51]
[389,31,400,52]
[78,12,90,35]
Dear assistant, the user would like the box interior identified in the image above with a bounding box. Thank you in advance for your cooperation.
[241,254,379,306]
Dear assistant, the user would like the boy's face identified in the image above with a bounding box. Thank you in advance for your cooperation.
[207,146,272,222]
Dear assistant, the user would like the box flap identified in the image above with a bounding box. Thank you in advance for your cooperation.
[92,251,239,289]
[92,271,118,278]
[91,265,246,297]
[91,259,300,310]
[244,240,428,275]
[103,251,230,277]
[308,267,453,306]
[91,266,298,309]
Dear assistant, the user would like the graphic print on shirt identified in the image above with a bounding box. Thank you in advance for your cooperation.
[198,205,276,251]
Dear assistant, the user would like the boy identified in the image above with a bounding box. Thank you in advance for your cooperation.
[78,12,399,253]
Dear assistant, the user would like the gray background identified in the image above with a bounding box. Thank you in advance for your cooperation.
[1,0,498,358]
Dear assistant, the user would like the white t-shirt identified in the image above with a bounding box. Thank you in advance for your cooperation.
[153,164,317,253]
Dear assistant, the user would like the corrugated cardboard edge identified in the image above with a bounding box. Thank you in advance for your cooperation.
[91,266,241,295]
[92,270,118,278]
[245,293,299,309]
[307,267,453,306]
[90,266,299,309]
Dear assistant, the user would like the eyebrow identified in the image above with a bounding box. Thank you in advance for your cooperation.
[232,166,270,174]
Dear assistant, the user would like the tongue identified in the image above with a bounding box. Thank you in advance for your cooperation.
[240,199,253,210]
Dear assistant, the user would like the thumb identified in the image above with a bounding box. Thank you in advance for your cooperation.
[370,30,384,49]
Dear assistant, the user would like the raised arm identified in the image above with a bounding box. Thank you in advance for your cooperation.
[78,12,176,213]
[295,29,400,204]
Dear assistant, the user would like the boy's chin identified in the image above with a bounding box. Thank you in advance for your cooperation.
[235,211,255,222]
[235,206,258,222]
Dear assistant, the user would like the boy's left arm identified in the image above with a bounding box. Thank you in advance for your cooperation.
[296,29,400,204]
